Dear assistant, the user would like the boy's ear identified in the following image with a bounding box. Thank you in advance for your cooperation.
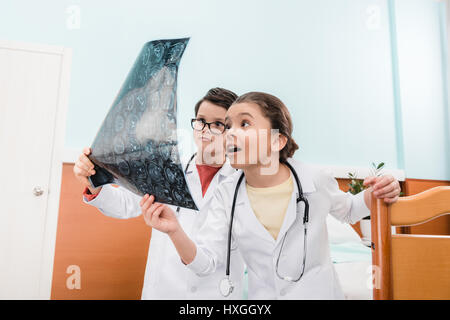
[272,133,288,152]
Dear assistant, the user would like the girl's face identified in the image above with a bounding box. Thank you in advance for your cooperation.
[224,102,286,170]
[193,101,227,164]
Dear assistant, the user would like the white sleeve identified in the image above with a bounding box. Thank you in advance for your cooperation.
[186,186,230,276]
[82,184,143,219]
[322,170,370,224]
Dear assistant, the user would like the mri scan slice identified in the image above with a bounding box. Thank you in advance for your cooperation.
[88,38,198,210]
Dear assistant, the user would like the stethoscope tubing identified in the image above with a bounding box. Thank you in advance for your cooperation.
[224,161,310,283]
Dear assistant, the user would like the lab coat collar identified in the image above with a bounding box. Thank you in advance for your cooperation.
[275,158,317,247]
[233,158,317,245]
[286,158,317,194]
[234,158,316,207]
[184,155,235,179]
[217,160,238,178]
[201,160,237,206]
[185,155,237,210]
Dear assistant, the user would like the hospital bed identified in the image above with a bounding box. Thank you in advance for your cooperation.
[327,215,373,300]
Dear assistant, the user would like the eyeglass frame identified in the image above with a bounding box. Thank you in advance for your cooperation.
[190,118,226,135]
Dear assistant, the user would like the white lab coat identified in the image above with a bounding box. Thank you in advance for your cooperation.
[83,156,245,299]
[186,158,370,300]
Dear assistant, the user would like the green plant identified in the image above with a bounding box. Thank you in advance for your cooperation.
[348,162,385,195]
[348,162,385,220]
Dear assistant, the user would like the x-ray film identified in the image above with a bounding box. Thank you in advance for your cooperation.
[88,38,198,210]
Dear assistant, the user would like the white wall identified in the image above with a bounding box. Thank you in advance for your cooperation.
[395,0,450,180]
[0,0,447,179]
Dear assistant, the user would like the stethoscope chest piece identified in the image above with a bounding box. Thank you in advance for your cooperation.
[219,276,234,297]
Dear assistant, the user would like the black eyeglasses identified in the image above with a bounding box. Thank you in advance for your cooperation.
[191,118,226,135]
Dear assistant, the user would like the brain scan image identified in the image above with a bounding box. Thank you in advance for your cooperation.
[88,38,198,210]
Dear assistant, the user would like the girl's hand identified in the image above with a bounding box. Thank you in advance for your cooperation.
[73,147,102,194]
[363,174,401,204]
[140,194,180,234]
[141,195,197,264]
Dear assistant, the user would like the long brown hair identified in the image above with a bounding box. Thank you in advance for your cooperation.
[233,92,299,162]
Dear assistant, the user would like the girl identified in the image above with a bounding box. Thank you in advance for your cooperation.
[140,91,401,299]
[74,88,245,299]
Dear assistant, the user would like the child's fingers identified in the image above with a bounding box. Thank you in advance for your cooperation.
[151,203,165,224]
[373,175,395,191]
[142,197,157,225]
[383,195,399,203]
[142,206,150,223]
[147,201,163,218]
[75,154,95,175]
[83,147,91,156]
[141,195,155,213]
[79,156,95,172]
[74,164,94,178]
[140,194,150,207]
[75,161,92,174]
[149,203,163,224]
[363,176,377,187]
[373,180,397,196]
[376,188,399,199]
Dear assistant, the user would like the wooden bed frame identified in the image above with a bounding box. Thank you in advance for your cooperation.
[370,186,450,300]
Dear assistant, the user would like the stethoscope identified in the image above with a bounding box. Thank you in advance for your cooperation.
[219,161,310,297]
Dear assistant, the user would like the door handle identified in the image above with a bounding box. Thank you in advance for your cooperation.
[33,186,44,196]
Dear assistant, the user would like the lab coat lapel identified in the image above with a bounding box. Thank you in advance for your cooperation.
[274,189,298,248]
[185,158,236,211]
[235,175,277,244]
[201,162,236,206]
[233,158,318,245]
[275,158,317,248]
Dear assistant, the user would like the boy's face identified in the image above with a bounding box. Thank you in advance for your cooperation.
[193,101,227,164]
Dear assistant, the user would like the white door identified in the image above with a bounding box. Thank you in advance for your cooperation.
[0,40,71,299]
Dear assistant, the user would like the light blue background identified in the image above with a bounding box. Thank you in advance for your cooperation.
[1,0,448,180]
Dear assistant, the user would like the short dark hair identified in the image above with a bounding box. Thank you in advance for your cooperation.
[194,87,238,116]
[233,92,299,163]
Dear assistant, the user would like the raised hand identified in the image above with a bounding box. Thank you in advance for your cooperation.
[140,194,180,234]
[73,147,102,194]
[363,174,401,204]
